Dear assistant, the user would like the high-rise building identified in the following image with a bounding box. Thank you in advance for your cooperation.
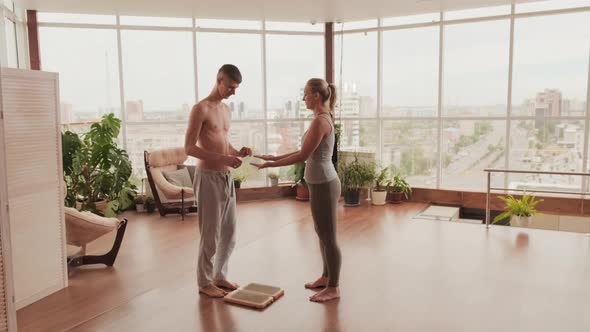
[239,101,245,119]
[535,89,562,117]
[533,89,562,128]
[126,100,144,122]
[337,83,361,150]
[60,102,73,124]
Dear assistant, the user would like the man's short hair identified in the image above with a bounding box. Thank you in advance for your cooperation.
[218,64,242,83]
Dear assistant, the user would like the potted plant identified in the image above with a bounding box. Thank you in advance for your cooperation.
[62,113,135,217]
[371,165,389,206]
[492,193,543,227]
[145,196,156,213]
[268,172,280,186]
[233,174,246,189]
[290,162,309,201]
[338,156,375,207]
[387,173,412,204]
[134,195,145,212]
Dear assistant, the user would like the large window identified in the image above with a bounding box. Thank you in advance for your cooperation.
[196,32,263,119]
[441,120,506,191]
[266,121,307,182]
[2,1,24,69]
[509,120,584,190]
[4,17,17,67]
[39,14,324,187]
[228,123,266,187]
[39,4,590,191]
[512,12,589,117]
[39,27,121,122]
[38,12,116,24]
[382,121,438,188]
[265,34,324,120]
[382,27,439,117]
[126,123,190,179]
[443,20,510,117]
[121,30,195,122]
[335,31,378,118]
[339,120,378,153]
[516,0,590,13]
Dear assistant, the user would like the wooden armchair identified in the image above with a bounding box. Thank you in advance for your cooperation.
[144,148,198,220]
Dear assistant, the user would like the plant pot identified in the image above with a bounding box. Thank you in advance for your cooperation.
[371,190,387,206]
[135,204,145,212]
[270,178,279,187]
[95,200,108,213]
[344,190,361,207]
[295,183,309,201]
[76,199,108,212]
[387,191,404,204]
[511,215,532,228]
[145,202,156,213]
[234,180,241,189]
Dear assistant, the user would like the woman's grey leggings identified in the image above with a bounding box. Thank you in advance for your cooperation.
[307,177,342,287]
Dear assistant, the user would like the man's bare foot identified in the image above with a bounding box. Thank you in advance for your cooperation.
[310,287,340,302]
[198,284,227,298]
[304,276,328,289]
[214,279,239,290]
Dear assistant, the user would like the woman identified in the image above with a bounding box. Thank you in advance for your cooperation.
[251,78,341,302]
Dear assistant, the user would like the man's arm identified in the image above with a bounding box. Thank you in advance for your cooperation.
[184,105,241,167]
[229,143,253,158]
[228,144,240,157]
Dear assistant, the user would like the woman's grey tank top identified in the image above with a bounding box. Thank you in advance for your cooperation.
[302,113,338,184]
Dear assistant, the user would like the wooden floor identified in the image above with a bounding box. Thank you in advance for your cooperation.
[17,199,590,332]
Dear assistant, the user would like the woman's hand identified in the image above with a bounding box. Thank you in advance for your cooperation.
[254,154,277,161]
[250,161,270,169]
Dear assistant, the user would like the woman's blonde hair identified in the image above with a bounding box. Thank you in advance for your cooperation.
[306,78,337,120]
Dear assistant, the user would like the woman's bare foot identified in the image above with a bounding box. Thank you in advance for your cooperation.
[304,276,328,289]
[214,279,239,290]
[309,287,340,302]
[198,284,227,298]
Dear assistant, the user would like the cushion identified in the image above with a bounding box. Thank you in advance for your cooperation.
[178,165,196,182]
[163,167,193,188]
[148,148,188,167]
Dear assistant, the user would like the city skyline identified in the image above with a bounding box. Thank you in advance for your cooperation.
[44,7,589,191]
[60,84,589,192]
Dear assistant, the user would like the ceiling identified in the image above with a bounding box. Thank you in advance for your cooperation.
[14,0,545,23]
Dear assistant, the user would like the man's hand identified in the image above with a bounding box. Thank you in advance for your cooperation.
[222,155,243,169]
[238,147,253,158]
[254,154,276,161]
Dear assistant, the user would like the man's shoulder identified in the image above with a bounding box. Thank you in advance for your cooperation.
[191,101,211,115]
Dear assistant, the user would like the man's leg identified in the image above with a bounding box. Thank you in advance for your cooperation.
[213,175,238,290]
[196,172,226,297]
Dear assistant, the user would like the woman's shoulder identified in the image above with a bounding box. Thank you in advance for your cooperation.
[311,115,332,133]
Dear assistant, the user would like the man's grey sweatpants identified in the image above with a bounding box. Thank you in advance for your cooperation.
[194,168,237,287]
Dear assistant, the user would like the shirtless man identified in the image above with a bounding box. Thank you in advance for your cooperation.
[185,64,252,298]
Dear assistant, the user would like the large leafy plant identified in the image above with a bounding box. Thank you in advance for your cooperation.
[62,113,135,217]
[289,162,307,187]
[492,193,543,224]
[374,165,389,191]
[338,155,375,193]
[387,173,412,199]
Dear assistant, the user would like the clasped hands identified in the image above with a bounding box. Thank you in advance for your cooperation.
[224,147,274,170]
[224,147,252,169]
